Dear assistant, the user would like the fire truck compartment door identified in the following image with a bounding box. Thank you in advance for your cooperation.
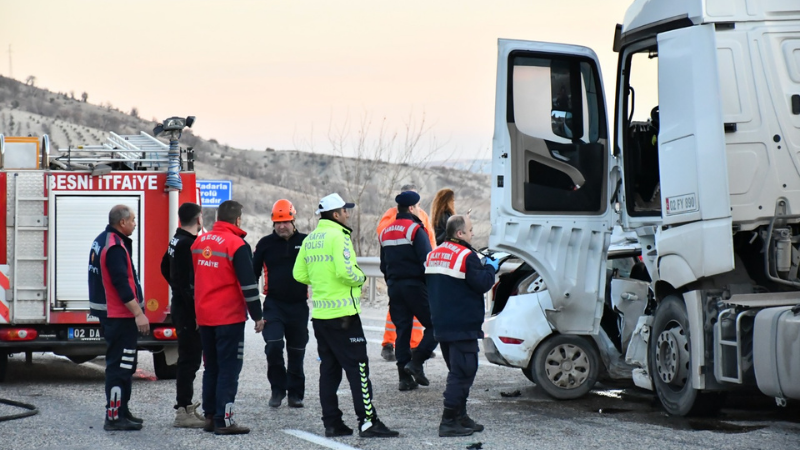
[490,39,614,334]
[53,195,141,308]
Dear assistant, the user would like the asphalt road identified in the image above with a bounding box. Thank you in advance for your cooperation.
[1,305,798,450]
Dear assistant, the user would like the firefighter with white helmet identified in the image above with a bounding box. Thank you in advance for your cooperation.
[253,199,310,408]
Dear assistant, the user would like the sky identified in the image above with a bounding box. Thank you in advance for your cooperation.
[0,0,633,161]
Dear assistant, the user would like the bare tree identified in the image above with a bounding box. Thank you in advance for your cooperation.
[25,75,35,86]
[81,92,88,103]
[300,110,448,255]
[130,107,139,118]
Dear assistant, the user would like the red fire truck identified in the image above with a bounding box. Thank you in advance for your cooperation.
[0,132,198,381]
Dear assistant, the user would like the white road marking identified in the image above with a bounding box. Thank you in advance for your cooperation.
[282,429,361,450]
[362,325,384,332]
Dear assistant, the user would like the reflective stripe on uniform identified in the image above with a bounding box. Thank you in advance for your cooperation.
[89,301,108,311]
[191,249,233,261]
[424,265,466,279]
[313,298,355,309]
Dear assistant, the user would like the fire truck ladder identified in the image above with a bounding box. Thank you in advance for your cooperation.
[54,132,170,170]
[8,172,48,323]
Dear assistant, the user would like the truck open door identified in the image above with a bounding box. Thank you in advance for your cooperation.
[490,39,615,334]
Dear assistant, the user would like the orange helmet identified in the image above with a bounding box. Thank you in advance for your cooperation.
[272,199,296,222]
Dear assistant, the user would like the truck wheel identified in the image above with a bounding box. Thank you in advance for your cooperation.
[153,351,178,380]
[649,295,723,416]
[532,335,599,399]
[0,352,7,382]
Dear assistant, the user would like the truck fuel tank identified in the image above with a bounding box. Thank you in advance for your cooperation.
[753,306,800,402]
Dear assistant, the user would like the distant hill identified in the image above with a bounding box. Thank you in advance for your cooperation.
[424,158,492,174]
[0,76,492,254]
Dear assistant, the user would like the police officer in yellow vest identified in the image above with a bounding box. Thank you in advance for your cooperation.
[293,193,399,439]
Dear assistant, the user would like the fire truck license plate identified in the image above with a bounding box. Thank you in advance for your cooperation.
[68,327,103,340]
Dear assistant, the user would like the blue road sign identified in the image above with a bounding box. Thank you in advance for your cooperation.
[198,180,232,208]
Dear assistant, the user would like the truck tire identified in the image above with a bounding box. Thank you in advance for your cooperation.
[153,351,178,380]
[532,334,599,400]
[0,352,7,382]
[649,295,724,416]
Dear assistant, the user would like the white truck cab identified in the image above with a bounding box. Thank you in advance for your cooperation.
[485,0,800,415]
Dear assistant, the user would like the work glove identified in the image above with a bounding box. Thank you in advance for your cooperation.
[482,255,500,272]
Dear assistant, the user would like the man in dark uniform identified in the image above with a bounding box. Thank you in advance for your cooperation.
[253,199,309,408]
[89,204,148,431]
[379,190,436,391]
[425,215,498,437]
[192,200,265,435]
[160,202,205,427]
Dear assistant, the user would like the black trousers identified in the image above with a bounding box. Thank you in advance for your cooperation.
[175,321,203,408]
[101,317,138,421]
[387,279,437,367]
[200,322,245,428]
[262,300,309,399]
[440,340,479,410]
[312,315,377,427]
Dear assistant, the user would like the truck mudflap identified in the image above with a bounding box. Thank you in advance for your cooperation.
[753,306,800,402]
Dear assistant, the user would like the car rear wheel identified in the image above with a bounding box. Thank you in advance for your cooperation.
[532,334,599,400]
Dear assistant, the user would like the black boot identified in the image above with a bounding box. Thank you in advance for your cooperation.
[104,417,143,431]
[381,344,396,361]
[398,366,418,391]
[121,406,143,424]
[359,417,399,438]
[325,421,353,437]
[439,407,473,437]
[404,351,430,386]
[269,391,285,408]
[459,407,484,432]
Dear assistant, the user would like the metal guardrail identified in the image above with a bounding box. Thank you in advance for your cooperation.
[357,257,381,303]
[356,256,520,303]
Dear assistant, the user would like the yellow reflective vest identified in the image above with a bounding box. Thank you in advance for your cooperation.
[293,219,365,319]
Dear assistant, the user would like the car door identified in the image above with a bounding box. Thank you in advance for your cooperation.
[490,39,615,334]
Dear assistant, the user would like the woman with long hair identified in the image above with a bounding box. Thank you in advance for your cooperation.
[431,188,455,246]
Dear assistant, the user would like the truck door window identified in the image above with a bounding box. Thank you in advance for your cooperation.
[508,53,607,214]
[622,47,661,216]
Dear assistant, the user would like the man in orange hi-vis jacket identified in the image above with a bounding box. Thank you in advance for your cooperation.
[376,184,435,362]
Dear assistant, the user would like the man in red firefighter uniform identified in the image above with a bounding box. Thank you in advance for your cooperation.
[379,190,437,391]
[191,200,265,435]
[160,202,205,427]
[253,199,309,408]
[425,215,498,437]
[88,204,148,431]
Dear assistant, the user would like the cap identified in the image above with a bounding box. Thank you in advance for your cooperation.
[395,190,420,207]
[315,193,355,215]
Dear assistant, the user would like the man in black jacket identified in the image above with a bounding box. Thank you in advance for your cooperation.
[160,202,205,428]
[425,215,498,437]
[379,191,436,391]
[253,199,309,408]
